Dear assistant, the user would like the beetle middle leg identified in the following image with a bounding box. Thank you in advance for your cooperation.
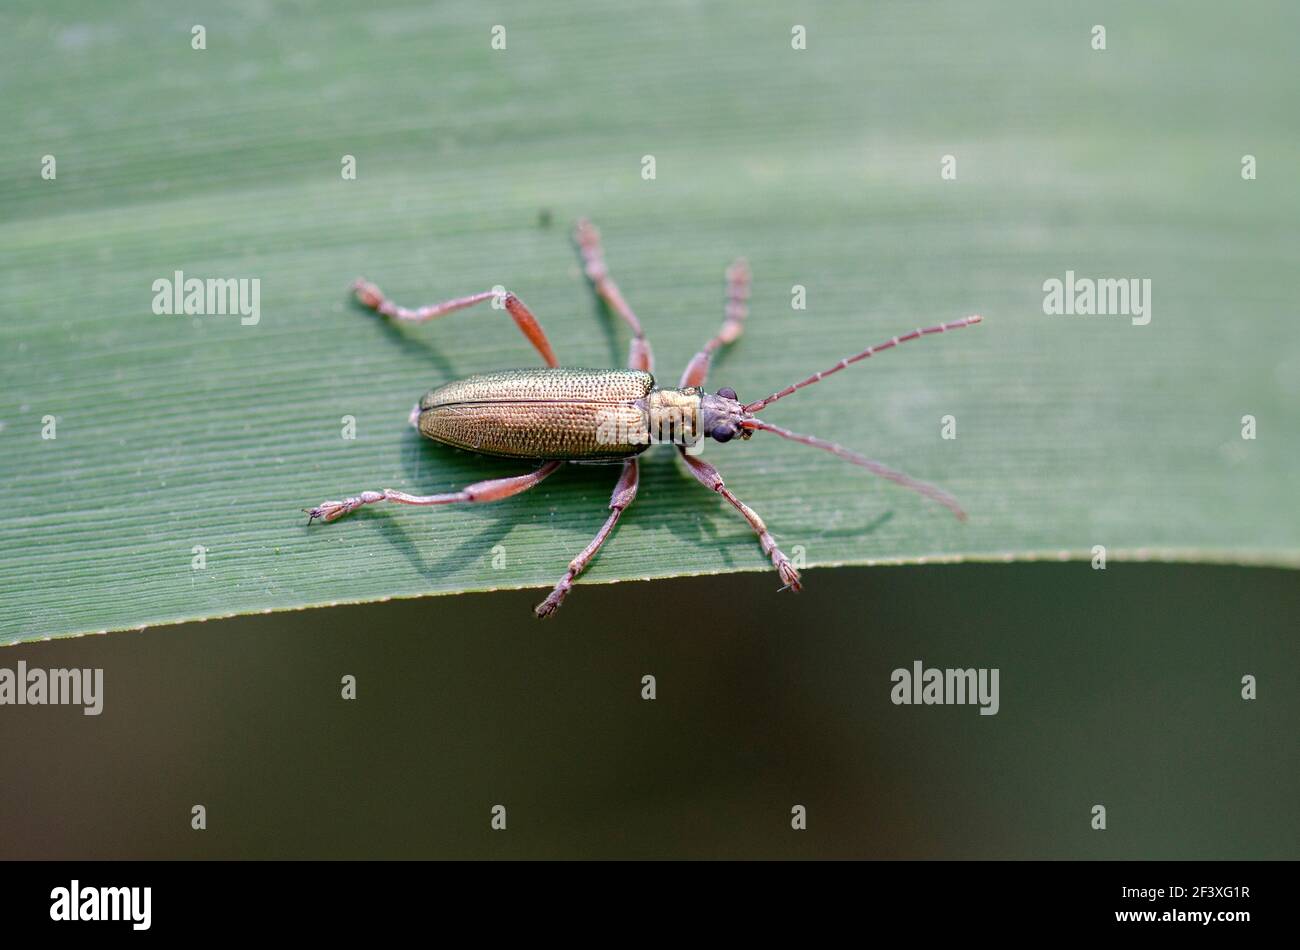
[534,459,639,617]
[305,461,562,524]
[351,279,560,367]
[676,448,801,590]
[574,218,654,372]
[679,256,751,388]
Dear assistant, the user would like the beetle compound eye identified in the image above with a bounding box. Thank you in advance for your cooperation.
[716,387,737,401]
[712,426,734,443]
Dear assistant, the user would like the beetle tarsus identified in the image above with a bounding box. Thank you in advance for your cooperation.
[775,558,802,592]
[534,595,563,618]
[352,278,384,310]
[304,496,368,523]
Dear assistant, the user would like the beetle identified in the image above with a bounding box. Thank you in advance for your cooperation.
[305,219,981,616]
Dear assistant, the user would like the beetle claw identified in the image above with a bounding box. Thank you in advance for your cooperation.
[304,505,335,525]
[304,500,348,523]
[352,278,384,310]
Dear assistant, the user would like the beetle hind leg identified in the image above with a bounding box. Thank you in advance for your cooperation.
[535,459,639,617]
[304,461,562,523]
[351,278,560,367]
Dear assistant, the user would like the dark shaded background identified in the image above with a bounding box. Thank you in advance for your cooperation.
[1,562,1294,859]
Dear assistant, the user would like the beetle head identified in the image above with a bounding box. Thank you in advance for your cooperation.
[699,387,753,443]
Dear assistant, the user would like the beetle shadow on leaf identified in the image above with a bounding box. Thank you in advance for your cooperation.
[365,437,614,583]
[813,509,895,541]
[369,508,508,584]
[353,298,458,381]
[657,455,897,570]
[358,436,532,581]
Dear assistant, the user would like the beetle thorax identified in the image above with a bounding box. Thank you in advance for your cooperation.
[644,387,704,445]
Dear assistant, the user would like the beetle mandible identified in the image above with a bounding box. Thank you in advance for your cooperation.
[305,219,982,616]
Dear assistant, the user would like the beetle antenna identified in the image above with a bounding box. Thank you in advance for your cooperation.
[742,418,967,520]
[742,315,981,413]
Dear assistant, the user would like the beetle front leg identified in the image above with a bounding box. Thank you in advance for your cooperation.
[679,257,750,388]
[535,459,639,618]
[305,461,562,523]
[676,448,801,590]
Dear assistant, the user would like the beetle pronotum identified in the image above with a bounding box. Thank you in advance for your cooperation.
[305,219,981,616]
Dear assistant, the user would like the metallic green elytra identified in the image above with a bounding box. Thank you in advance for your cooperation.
[417,367,705,461]
[306,219,982,617]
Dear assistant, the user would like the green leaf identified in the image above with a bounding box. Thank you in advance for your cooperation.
[3,2,1297,644]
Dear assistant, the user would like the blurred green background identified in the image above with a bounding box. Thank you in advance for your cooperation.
[1,564,1296,859]
[3,0,1297,642]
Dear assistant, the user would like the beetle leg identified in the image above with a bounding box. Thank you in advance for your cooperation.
[574,219,654,373]
[679,257,750,388]
[304,461,562,523]
[676,448,801,591]
[535,459,639,617]
[351,279,560,367]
